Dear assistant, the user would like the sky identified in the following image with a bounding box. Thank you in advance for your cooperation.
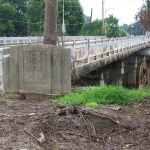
[79,0,145,25]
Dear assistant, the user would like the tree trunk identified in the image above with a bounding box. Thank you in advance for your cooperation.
[44,0,58,45]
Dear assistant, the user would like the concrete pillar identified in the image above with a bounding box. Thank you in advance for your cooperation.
[100,73,105,85]
[127,69,137,85]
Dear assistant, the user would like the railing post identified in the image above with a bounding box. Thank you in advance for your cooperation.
[4,37,6,45]
[23,37,25,44]
[95,38,97,60]
[17,37,19,45]
[102,38,104,58]
[11,37,13,45]
[73,40,76,67]
[121,37,123,52]
[87,38,90,63]
[108,38,110,56]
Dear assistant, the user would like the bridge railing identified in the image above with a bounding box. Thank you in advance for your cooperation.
[63,36,150,64]
[0,36,150,65]
[0,36,44,45]
[0,36,105,45]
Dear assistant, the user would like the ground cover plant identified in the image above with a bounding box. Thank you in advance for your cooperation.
[57,85,150,106]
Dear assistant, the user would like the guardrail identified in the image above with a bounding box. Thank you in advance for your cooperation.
[0,36,149,65]
[0,37,43,45]
[0,36,105,45]
[63,36,150,63]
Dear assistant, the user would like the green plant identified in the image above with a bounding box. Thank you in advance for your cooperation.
[60,91,68,97]
[57,85,150,106]
[41,92,48,95]
[132,105,139,108]
[136,111,141,114]
[7,101,13,106]
[43,100,51,106]
[1,92,12,96]
[85,102,98,107]
[57,118,64,122]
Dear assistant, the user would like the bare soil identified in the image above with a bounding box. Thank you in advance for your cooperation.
[0,92,150,150]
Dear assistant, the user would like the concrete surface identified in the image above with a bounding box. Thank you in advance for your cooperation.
[2,45,71,94]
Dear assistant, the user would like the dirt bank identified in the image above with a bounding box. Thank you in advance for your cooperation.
[0,92,150,150]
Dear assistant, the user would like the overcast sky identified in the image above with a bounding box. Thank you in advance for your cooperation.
[79,0,145,25]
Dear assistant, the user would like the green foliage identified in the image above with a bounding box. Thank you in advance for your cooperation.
[57,118,64,122]
[105,15,126,38]
[26,0,44,36]
[1,0,29,36]
[121,22,146,36]
[81,19,103,36]
[58,0,85,35]
[7,101,13,106]
[135,1,150,32]
[81,15,126,37]
[26,0,85,36]
[0,3,17,36]
[85,102,98,107]
[57,85,150,106]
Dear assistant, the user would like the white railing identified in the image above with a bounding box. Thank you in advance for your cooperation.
[0,36,150,64]
[0,36,43,45]
[0,36,105,45]
[63,36,150,63]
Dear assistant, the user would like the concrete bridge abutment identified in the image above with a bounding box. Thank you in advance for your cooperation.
[75,54,145,87]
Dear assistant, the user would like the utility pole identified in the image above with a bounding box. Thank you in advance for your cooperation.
[146,0,148,11]
[102,0,105,32]
[146,0,148,35]
[62,0,66,34]
[89,8,93,35]
[44,0,58,45]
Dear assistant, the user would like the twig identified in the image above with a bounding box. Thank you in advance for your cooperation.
[24,130,45,143]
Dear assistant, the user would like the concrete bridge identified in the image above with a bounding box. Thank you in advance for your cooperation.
[64,36,150,87]
[0,36,150,93]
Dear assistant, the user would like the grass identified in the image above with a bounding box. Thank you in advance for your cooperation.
[57,85,150,107]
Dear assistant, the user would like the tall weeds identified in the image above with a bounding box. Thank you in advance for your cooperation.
[57,85,150,106]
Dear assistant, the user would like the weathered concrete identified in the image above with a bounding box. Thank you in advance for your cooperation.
[73,44,149,78]
[2,45,71,94]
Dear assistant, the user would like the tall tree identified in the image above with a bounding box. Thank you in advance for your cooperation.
[135,1,150,33]
[0,3,17,36]
[27,0,85,36]
[44,0,58,45]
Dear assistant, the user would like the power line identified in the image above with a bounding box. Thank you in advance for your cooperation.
[0,18,42,24]
[0,17,85,26]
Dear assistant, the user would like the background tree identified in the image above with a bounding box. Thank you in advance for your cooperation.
[1,0,29,36]
[105,15,126,38]
[26,0,85,36]
[0,3,16,36]
[58,0,85,35]
[80,19,103,36]
[26,0,44,36]
[135,1,150,33]
[121,22,145,36]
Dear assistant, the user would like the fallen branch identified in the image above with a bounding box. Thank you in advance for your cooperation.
[24,130,45,144]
